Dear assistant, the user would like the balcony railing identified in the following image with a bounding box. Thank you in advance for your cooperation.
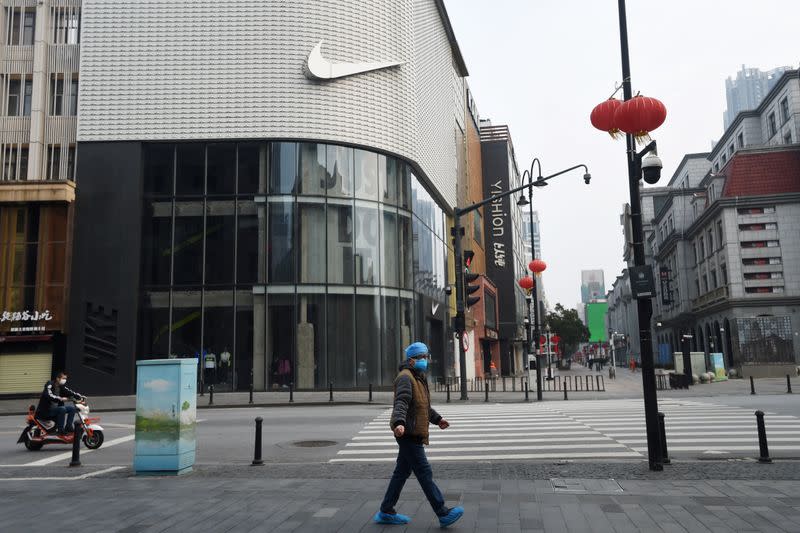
[691,285,729,311]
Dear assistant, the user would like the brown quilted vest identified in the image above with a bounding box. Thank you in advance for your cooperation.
[397,368,430,445]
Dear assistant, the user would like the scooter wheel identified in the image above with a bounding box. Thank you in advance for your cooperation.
[24,435,44,451]
[83,430,104,449]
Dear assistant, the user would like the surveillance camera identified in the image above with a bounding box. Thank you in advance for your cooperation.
[641,153,663,184]
[444,286,453,296]
[583,173,591,185]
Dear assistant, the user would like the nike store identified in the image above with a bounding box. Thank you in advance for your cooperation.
[66,0,469,394]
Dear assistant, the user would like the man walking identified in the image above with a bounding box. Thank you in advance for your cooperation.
[373,342,464,527]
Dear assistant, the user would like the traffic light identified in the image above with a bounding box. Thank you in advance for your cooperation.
[463,250,481,309]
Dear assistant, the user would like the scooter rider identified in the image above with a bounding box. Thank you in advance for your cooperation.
[36,372,84,435]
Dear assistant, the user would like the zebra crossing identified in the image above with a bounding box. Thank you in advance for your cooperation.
[331,399,800,462]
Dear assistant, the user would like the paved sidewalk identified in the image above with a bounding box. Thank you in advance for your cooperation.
[2,467,799,532]
[1,366,796,415]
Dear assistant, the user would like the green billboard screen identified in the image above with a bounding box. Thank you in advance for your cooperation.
[586,302,608,342]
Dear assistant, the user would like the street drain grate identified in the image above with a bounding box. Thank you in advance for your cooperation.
[293,440,337,448]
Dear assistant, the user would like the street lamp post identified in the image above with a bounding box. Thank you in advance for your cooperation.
[452,163,590,402]
[617,0,663,471]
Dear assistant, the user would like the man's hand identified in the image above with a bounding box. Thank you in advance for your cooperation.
[438,419,450,430]
[393,425,405,438]
[60,397,69,402]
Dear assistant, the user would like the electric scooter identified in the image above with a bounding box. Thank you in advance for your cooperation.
[17,399,105,451]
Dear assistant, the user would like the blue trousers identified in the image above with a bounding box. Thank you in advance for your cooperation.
[48,405,77,433]
[380,437,446,516]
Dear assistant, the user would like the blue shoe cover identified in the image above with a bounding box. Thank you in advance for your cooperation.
[438,506,464,528]
[373,511,411,525]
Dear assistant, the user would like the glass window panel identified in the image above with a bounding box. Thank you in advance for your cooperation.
[297,293,326,388]
[206,143,236,195]
[235,292,254,391]
[175,144,205,196]
[355,204,380,285]
[326,145,353,198]
[204,202,236,285]
[270,142,297,194]
[238,142,265,195]
[399,297,414,358]
[298,202,326,283]
[381,155,398,205]
[203,290,234,390]
[355,295,381,387]
[298,143,327,196]
[140,201,172,286]
[268,201,295,283]
[170,291,201,359]
[138,293,171,358]
[399,163,411,209]
[327,202,353,284]
[236,201,260,285]
[327,293,354,387]
[380,209,398,287]
[268,294,295,389]
[399,212,413,289]
[354,149,379,201]
[172,204,204,286]
[381,296,400,385]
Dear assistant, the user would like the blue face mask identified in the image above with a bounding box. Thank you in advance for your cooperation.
[412,358,428,372]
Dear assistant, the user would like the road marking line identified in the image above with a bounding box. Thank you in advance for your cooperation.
[24,434,135,467]
[337,443,626,455]
[346,436,616,447]
[0,466,125,482]
[631,445,800,452]
[330,451,643,462]
[619,437,800,444]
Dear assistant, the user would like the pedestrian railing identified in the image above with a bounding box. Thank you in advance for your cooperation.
[434,374,606,393]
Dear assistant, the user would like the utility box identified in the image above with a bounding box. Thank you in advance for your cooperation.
[134,359,197,475]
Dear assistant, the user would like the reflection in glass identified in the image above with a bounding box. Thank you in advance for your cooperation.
[138,293,170,358]
[298,202,326,283]
[327,293,354,387]
[267,294,295,389]
[176,144,205,196]
[268,201,294,283]
[206,143,236,195]
[399,163,411,209]
[354,149,379,201]
[380,209,398,287]
[140,201,172,286]
[203,290,234,390]
[270,142,297,194]
[381,296,400,384]
[236,202,259,285]
[172,204,203,286]
[327,202,353,284]
[297,293,326,388]
[382,155,398,205]
[355,294,381,386]
[143,144,174,196]
[355,204,380,285]
[326,145,353,198]
[170,291,201,359]
[238,142,264,194]
[399,212,413,289]
[299,143,327,196]
[204,202,236,285]
[235,292,254,390]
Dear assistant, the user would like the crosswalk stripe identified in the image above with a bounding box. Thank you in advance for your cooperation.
[353,431,601,440]
[337,443,626,455]
[620,438,800,444]
[330,451,643,462]
[631,445,800,452]
[346,437,615,446]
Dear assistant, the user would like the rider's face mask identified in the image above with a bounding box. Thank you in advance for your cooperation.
[58,378,67,385]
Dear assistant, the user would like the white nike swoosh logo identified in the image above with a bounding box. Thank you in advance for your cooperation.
[305,40,403,80]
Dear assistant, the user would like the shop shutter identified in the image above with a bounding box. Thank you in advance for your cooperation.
[0,353,52,394]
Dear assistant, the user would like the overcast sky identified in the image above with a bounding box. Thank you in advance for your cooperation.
[444,0,799,310]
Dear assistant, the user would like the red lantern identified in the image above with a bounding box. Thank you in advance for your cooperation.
[614,95,666,142]
[528,259,547,274]
[590,98,622,139]
[517,276,534,291]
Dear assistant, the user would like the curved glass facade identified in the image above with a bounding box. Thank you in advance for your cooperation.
[138,141,449,390]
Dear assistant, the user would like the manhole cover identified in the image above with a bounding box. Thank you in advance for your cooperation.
[293,440,337,448]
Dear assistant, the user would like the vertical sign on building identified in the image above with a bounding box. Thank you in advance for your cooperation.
[659,267,673,305]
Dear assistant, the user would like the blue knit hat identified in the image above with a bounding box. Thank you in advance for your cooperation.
[405,342,429,359]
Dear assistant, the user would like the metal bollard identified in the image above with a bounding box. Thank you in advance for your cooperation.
[750,376,756,395]
[563,379,568,401]
[368,383,373,402]
[249,383,254,404]
[69,424,83,467]
[658,412,671,465]
[787,375,793,394]
[524,382,529,402]
[520,377,524,391]
[600,376,605,391]
[485,380,489,402]
[200,380,204,397]
[755,410,771,463]
[289,382,294,403]
[596,375,601,391]
[446,383,451,403]
[209,384,214,405]
[252,417,264,466]
[586,375,590,391]
[512,378,516,392]
[329,382,333,402]
[502,377,507,392]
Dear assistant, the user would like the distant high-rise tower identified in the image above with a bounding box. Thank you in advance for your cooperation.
[522,210,541,260]
[581,270,605,304]
[723,64,793,129]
